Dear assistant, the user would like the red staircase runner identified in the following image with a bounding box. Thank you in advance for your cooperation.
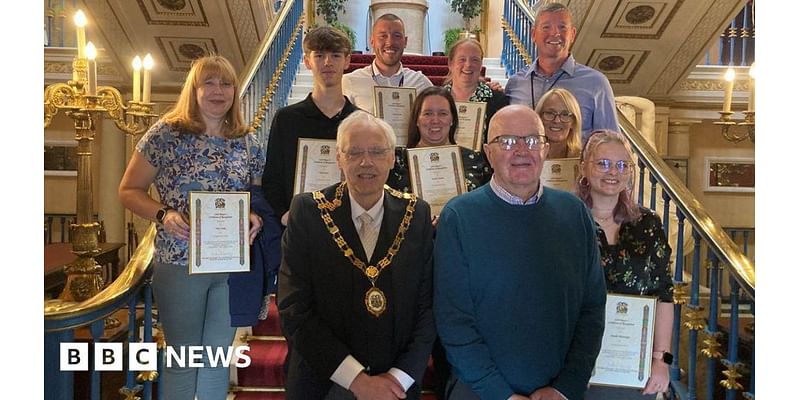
[345,54,486,87]
[234,296,439,399]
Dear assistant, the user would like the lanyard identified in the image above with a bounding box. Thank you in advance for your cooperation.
[529,69,565,108]
[372,63,404,87]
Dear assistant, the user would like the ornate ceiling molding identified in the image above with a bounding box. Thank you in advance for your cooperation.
[135,0,209,26]
[646,0,744,96]
[225,0,261,64]
[601,0,685,39]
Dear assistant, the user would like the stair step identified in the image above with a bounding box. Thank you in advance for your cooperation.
[238,340,288,387]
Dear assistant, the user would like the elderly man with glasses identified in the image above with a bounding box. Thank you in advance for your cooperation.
[433,105,607,400]
[278,110,435,400]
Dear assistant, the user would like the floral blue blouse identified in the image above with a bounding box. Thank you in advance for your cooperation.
[136,120,266,265]
[596,207,674,303]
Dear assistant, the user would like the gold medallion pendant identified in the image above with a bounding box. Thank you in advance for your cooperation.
[365,287,387,317]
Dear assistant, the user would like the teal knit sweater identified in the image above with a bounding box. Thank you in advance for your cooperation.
[434,184,607,400]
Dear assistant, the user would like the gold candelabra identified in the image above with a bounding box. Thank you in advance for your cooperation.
[714,64,755,143]
[44,10,157,305]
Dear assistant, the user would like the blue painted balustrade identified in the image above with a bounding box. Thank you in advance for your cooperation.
[706,0,755,67]
[238,0,304,145]
[44,225,157,400]
[620,115,755,400]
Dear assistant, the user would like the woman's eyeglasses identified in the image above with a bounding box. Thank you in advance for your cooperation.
[591,159,634,174]
[488,135,547,150]
[541,110,574,122]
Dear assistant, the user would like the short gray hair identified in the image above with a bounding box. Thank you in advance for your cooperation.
[336,110,397,150]
[535,2,572,26]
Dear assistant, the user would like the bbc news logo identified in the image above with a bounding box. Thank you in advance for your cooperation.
[60,343,251,371]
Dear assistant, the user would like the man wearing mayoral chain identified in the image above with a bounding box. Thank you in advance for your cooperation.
[278,110,435,400]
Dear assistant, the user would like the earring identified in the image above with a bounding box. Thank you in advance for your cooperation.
[579,176,589,187]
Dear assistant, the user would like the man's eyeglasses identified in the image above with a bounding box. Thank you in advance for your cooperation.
[591,159,634,174]
[341,147,392,160]
[541,110,575,122]
[488,135,548,151]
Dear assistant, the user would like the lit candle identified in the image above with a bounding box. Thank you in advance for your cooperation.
[142,54,154,103]
[86,42,97,96]
[74,10,87,59]
[748,63,756,112]
[722,67,735,113]
[132,56,142,102]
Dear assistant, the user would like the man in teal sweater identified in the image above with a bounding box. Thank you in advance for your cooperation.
[434,105,606,400]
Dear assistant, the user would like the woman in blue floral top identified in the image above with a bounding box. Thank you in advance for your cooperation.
[577,130,674,399]
[119,55,267,400]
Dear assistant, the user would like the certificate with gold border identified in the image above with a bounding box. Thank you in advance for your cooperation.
[188,191,250,274]
[407,145,467,215]
[541,158,580,192]
[589,294,657,389]
[454,101,487,152]
[293,138,342,195]
[373,86,416,147]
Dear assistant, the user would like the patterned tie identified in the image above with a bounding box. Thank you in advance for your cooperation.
[357,212,378,261]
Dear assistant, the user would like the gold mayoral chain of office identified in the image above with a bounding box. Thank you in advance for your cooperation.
[313,182,416,317]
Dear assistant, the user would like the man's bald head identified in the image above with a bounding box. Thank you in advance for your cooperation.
[487,105,545,143]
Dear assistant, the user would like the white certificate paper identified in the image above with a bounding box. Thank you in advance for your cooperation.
[407,145,467,215]
[188,191,250,274]
[454,101,487,152]
[373,86,416,147]
[590,294,657,389]
[541,158,580,192]
[293,138,343,194]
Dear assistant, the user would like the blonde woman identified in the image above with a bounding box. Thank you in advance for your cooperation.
[535,88,582,159]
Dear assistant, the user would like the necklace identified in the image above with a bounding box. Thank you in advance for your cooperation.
[592,210,614,223]
[313,182,416,317]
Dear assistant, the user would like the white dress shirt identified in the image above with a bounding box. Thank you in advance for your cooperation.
[342,60,433,113]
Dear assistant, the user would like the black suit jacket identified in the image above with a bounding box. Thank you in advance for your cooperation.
[278,184,435,400]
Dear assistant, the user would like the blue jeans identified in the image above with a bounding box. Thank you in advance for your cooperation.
[152,262,236,400]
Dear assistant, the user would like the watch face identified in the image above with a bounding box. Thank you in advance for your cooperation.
[663,352,674,364]
[157,208,166,223]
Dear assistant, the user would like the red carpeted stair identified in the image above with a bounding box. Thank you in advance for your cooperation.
[233,296,439,399]
[345,54,487,87]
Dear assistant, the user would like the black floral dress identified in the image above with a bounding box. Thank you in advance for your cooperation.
[386,146,490,194]
[597,207,674,303]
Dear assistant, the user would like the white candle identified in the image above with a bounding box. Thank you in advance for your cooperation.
[132,56,142,102]
[74,11,87,59]
[86,42,97,96]
[748,63,756,112]
[142,54,154,103]
[722,68,735,113]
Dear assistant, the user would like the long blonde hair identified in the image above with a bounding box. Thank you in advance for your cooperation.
[535,88,582,158]
[162,55,246,138]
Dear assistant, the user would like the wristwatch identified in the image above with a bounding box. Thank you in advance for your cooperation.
[653,351,674,365]
[156,206,173,224]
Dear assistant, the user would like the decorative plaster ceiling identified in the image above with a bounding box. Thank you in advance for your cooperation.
[569,0,748,98]
[44,0,271,98]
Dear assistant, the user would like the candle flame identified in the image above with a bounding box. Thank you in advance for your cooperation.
[86,42,97,60]
[724,68,735,82]
[143,54,154,70]
[132,56,142,71]
[74,10,87,27]
[749,63,756,80]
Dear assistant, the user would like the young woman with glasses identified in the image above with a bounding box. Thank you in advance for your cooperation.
[577,130,675,399]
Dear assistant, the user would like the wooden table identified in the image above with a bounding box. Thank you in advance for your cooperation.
[44,242,126,298]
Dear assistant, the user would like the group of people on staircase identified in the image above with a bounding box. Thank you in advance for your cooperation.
[118,2,674,400]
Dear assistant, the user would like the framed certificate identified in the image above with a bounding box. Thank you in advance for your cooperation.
[541,158,580,192]
[293,138,343,194]
[406,145,467,215]
[188,191,250,274]
[373,86,416,146]
[589,294,657,389]
[454,101,487,152]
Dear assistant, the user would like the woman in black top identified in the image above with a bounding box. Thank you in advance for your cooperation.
[387,87,490,194]
[577,130,674,399]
